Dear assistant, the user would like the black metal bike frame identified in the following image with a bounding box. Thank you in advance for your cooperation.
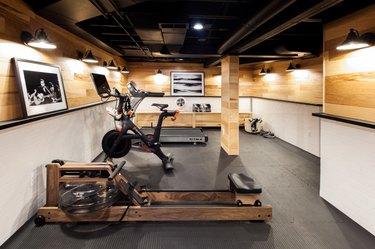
[111,96,175,160]
[119,110,175,147]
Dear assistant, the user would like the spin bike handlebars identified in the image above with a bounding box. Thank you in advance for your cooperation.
[108,88,129,99]
[107,81,164,99]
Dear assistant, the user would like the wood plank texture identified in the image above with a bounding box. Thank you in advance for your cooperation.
[325,73,375,108]
[38,205,272,222]
[221,56,239,155]
[127,62,222,96]
[0,1,128,122]
[244,57,323,104]
[46,163,60,206]
[147,191,235,202]
[324,103,375,122]
[134,112,251,127]
[126,57,322,104]
[323,4,375,122]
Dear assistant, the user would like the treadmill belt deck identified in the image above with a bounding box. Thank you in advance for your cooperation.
[141,128,208,143]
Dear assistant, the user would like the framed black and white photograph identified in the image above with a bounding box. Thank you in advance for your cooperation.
[170,72,204,96]
[13,58,68,118]
[192,103,211,112]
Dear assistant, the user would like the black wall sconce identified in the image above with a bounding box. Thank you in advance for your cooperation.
[120,67,130,73]
[156,69,163,75]
[259,66,271,75]
[337,28,375,50]
[21,28,56,49]
[153,69,165,83]
[286,62,301,72]
[103,60,117,70]
[78,50,98,64]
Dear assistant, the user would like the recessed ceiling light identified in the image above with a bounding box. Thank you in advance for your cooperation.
[193,23,204,30]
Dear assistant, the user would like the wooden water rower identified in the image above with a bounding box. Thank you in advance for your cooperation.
[35,160,272,225]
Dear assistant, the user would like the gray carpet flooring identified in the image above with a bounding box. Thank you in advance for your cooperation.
[2,128,375,249]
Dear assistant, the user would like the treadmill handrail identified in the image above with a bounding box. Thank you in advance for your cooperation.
[127,81,164,98]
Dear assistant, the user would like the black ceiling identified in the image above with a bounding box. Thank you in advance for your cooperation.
[23,0,374,66]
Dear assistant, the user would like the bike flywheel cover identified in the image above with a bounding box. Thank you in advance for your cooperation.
[102,129,132,158]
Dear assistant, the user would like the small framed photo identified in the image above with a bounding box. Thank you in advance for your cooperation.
[13,58,68,117]
[171,72,204,96]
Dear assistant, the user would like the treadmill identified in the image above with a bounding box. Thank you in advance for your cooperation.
[127,83,208,144]
[141,127,208,143]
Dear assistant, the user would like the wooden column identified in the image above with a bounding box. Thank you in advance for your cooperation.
[221,56,239,155]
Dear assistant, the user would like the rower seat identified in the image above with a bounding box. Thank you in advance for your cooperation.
[228,173,262,194]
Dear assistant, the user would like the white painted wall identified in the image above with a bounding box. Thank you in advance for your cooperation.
[0,103,113,245]
[320,119,375,235]
[137,97,251,113]
[251,98,322,156]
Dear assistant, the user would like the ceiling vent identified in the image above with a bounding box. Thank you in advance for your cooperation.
[158,23,189,45]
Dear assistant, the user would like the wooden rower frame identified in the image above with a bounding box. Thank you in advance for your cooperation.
[36,161,272,224]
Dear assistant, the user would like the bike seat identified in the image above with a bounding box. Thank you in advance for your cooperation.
[152,103,168,111]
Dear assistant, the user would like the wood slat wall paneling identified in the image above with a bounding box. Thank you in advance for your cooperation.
[0,1,128,122]
[323,4,375,122]
[134,112,251,128]
[244,57,323,105]
[127,62,222,96]
[121,55,322,105]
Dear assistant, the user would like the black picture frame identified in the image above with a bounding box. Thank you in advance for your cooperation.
[13,58,68,117]
[170,72,204,96]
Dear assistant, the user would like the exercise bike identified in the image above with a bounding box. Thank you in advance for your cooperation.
[91,73,178,171]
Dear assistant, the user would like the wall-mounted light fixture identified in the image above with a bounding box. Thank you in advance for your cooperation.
[79,50,98,63]
[213,73,221,85]
[103,60,117,70]
[156,69,163,75]
[153,69,165,84]
[337,28,375,50]
[259,66,271,75]
[120,67,130,73]
[21,28,56,49]
[286,62,301,72]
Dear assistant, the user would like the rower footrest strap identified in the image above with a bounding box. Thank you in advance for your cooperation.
[228,173,262,193]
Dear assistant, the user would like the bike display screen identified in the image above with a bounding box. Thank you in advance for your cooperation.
[90,73,111,98]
